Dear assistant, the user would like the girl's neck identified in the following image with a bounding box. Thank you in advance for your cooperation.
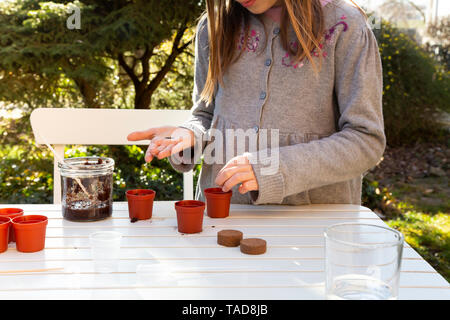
[263,5,283,23]
[263,0,333,23]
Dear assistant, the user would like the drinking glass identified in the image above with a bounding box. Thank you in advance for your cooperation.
[324,223,404,300]
[89,231,122,273]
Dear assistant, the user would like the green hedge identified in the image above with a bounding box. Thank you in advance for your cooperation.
[373,20,450,146]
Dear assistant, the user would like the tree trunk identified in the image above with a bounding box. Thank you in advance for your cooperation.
[134,87,153,109]
[74,78,100,108]
[118,24,191,110]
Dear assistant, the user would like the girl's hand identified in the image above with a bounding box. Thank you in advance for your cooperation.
[127,126,194,162]
[215,154,259,194]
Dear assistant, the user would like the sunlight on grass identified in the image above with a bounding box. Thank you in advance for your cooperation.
[386,203,450,282]
[363,175,450,282]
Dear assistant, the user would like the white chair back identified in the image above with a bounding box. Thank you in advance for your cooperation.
[30,108,194,203]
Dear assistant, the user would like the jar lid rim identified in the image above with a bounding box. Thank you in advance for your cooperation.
[58,156,115,171]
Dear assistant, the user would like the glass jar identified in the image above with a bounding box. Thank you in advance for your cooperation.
[59,157,114,222]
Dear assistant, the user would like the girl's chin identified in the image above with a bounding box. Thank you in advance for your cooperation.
[246,6,268,14]
[244,3,276,15]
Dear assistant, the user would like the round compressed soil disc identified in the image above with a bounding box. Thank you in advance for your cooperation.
[240,238,267,255]
[217,230,243,247]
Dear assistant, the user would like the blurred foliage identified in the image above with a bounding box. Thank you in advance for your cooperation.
[425,16,450,71]
[0,0,201,203]
[362,176,398,216]
[373,19,450,146]
[0,113,53,203]
[0,0,203,203]
[0,0,203,109]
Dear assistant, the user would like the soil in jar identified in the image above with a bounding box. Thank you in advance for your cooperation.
[62,172,113,222]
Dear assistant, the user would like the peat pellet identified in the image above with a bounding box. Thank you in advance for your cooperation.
[240,238,267,255]
[217,230,243,247]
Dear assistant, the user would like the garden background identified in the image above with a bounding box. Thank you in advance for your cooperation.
[0,0,449,281]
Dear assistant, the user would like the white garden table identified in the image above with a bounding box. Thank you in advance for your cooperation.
[0,202,448,300]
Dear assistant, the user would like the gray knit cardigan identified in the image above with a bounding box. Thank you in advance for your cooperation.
[169,0,386,205]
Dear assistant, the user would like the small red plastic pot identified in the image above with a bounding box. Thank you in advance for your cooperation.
[12,215,48,253]
[0,217,11,253]
[204,188,232,218]
[126,189,156,221]
[174,200,205,234]
[0,208,24,243]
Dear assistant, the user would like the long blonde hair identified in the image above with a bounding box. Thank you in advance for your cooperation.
[201,0,365,104]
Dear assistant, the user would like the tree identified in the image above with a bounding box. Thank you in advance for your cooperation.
[0,0,204,110]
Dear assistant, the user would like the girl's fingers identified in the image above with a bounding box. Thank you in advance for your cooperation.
[158,137,192,160]
[144,145,154,163]
[152,137,184,159]
[226,155,250,166]
[221,171,254,192]
[157,144,175,159]
[127,128,157,141]
[153,136,182,147]
[149,138,174,155]
[215,164,253,186]
[216,155,251,184]
[238,180,259,194]
[215,153,258,193]
[170,141,187,156]
[149,141,161,155]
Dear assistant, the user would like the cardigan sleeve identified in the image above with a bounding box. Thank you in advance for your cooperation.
[249,21,386,204]
[169,16,214,172]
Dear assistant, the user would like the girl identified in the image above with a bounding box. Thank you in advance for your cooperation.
[128,0,385,205]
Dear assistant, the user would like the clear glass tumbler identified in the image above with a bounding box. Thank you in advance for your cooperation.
[89,231,122,273]
[325,223,404,300]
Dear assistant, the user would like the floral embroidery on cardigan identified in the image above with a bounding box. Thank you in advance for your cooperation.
[282,41,304,69]
[323,20,349,46]
[282,17,349,69]
[237,29,261,53]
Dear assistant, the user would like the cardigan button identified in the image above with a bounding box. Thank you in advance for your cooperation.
[273,27,280,35]
[253,126,259,133]
[260,91,266,100]
[265,58,272,66]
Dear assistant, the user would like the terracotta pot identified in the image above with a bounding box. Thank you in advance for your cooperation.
[0,208,24,243]
[126,189,156,221]
[204,188,232,218]
[174,200,205,234]
[12,215,48,253]
[0,217,11,253]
